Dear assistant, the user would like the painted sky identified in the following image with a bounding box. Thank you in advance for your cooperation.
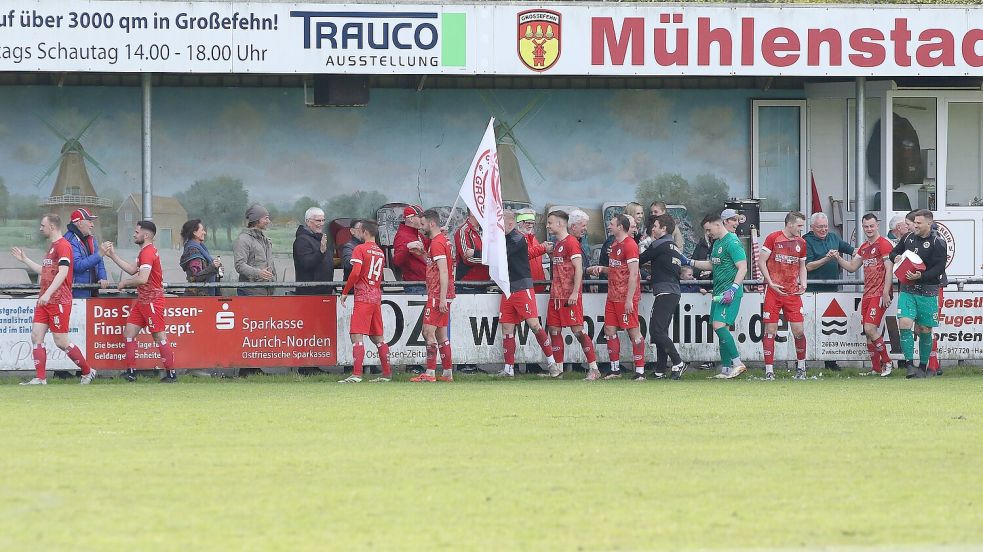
[0,86,799,210]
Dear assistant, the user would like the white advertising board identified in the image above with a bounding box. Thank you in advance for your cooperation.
[0,299,88,371]
[1,2,982,76]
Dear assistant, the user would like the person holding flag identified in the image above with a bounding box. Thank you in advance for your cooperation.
[338,220,392,384]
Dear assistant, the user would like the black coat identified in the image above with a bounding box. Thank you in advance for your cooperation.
[292,225,334,295]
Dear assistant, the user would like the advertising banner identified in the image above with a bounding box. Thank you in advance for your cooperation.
[84,295,336,370]
[1,1,982,76]
[0,299,87,371]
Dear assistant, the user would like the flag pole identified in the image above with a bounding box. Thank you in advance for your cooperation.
[443,193,462,232]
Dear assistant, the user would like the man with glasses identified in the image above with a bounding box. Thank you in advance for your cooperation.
[803,211,854,371]
[293,206,333,296]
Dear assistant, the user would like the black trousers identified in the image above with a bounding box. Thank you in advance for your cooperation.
[649,293,682,372]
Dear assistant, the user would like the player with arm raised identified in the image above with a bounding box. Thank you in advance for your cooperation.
[102,221,177,383]
[11,214,95,385]
[338,221,392,383]
[834,213,894,376]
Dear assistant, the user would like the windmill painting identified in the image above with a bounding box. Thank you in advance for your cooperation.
[35,114,113,231]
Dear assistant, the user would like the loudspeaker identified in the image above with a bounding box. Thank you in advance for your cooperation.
[311,76,369,106]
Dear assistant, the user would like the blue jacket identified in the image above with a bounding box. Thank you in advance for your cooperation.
[64,225,107,298]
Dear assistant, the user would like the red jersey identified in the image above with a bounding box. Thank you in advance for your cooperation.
[550,234,582,301]
[136,243,164,302]
[39,237,73,305]
[425,233,456,300]
[763,230,806,292]
[350,242,386,304]
[857,236,894,298]
[607,235,641,304]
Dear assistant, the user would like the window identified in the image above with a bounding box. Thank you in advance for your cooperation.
[752,101,806,216]
[945,102,983,207]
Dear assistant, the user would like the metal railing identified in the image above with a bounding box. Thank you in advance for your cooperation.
[39,195,114,208]
[4,278,983,295]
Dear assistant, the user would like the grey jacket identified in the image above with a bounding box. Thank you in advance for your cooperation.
[233,227,277,295]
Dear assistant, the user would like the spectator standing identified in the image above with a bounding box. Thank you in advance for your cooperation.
[568,209,591,272]
[803,211,854,372]
[454,212,489,290]
[516,210,551,292]
[342,219,364,281]
[650,201,685,249]
[64,208,108,298]
[179,219,222,297]
[233,203,276,296]
[392,205,428,294]
[292,206,333,296]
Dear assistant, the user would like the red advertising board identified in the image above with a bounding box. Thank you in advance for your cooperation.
[86,296,336,370]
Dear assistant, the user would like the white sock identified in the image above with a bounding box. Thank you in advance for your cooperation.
[732,356,743,367]
[442,369,453,378]
[504,364,514,375]
[635,366,644,374]
[425,369,435,376]
[610,360,620,372]
[797,360,806,370]
[765,365,774,374]
[588,361,599,372]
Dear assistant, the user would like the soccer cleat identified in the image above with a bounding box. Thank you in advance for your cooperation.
[410,373,436,383]
[793,368,807,380]
[80,369,98,385]
[338,375,362,383]
[669,370,681,381]
[159,375,177,384]
[631,372,646,381]
[120,371,137,382]
[368,376,391,383]
[492,369,514,378]
[603,371,622,380]
[547,364,564,379]
[725,365,747,379]
[20,378,46,385]
[880,363,893,377]
[764,371,776,381]
[904,361,917,379]
[438,375,454,382]
[649,370,666,379]
[583,369,601,381]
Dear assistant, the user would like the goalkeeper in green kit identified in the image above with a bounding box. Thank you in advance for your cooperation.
[681,213,748,379]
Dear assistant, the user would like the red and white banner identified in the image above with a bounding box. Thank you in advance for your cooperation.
[458,118,510,296]
[84,296,336,369]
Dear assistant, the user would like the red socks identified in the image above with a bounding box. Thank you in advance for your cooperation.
[606,334,621,362]
[158,341,175,369]
[534,329,552,359]
[503,334,516,365]
[439,341,452,370]
[377,343,392,377]
[763,334,775,365]
[353,342,365,377]
[551,332,564,364]
[32,344,46,380]
[125,338,138,370]
[66,344,91,375]
[426,343,438,371]
[577,332,597,363]
[866,342,883,373]
[632,337,645,368]
[794,334,807,361]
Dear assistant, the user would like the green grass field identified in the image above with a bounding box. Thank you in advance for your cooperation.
[2,370,982,551]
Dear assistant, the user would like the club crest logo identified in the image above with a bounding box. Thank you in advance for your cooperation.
[934,222,956,268]
[517,10,561,72]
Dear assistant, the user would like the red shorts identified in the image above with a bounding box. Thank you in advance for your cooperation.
[33,302,71,333]
[604,300,640,330]
[499,289,539,324]
[861,295,887,326]
[351,301,384,336]
[127,299,166,332]
[423,295,450,327]
[763,290,804,324]
[546,297,584,328]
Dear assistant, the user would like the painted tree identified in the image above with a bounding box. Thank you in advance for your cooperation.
[323,191,389,223]
[176,177,249,245]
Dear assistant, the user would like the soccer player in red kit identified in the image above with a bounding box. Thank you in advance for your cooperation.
[102,221,177,383]
[496,211,559,378]
[758,211,809,380]
[587,214,644,380]
[834,213,894,376]
[545,211,599,376]
[412,209,456,382]
[11,214,95,385]
[338,220,391,383]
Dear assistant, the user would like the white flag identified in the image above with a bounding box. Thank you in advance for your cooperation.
[459,118,510,297]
